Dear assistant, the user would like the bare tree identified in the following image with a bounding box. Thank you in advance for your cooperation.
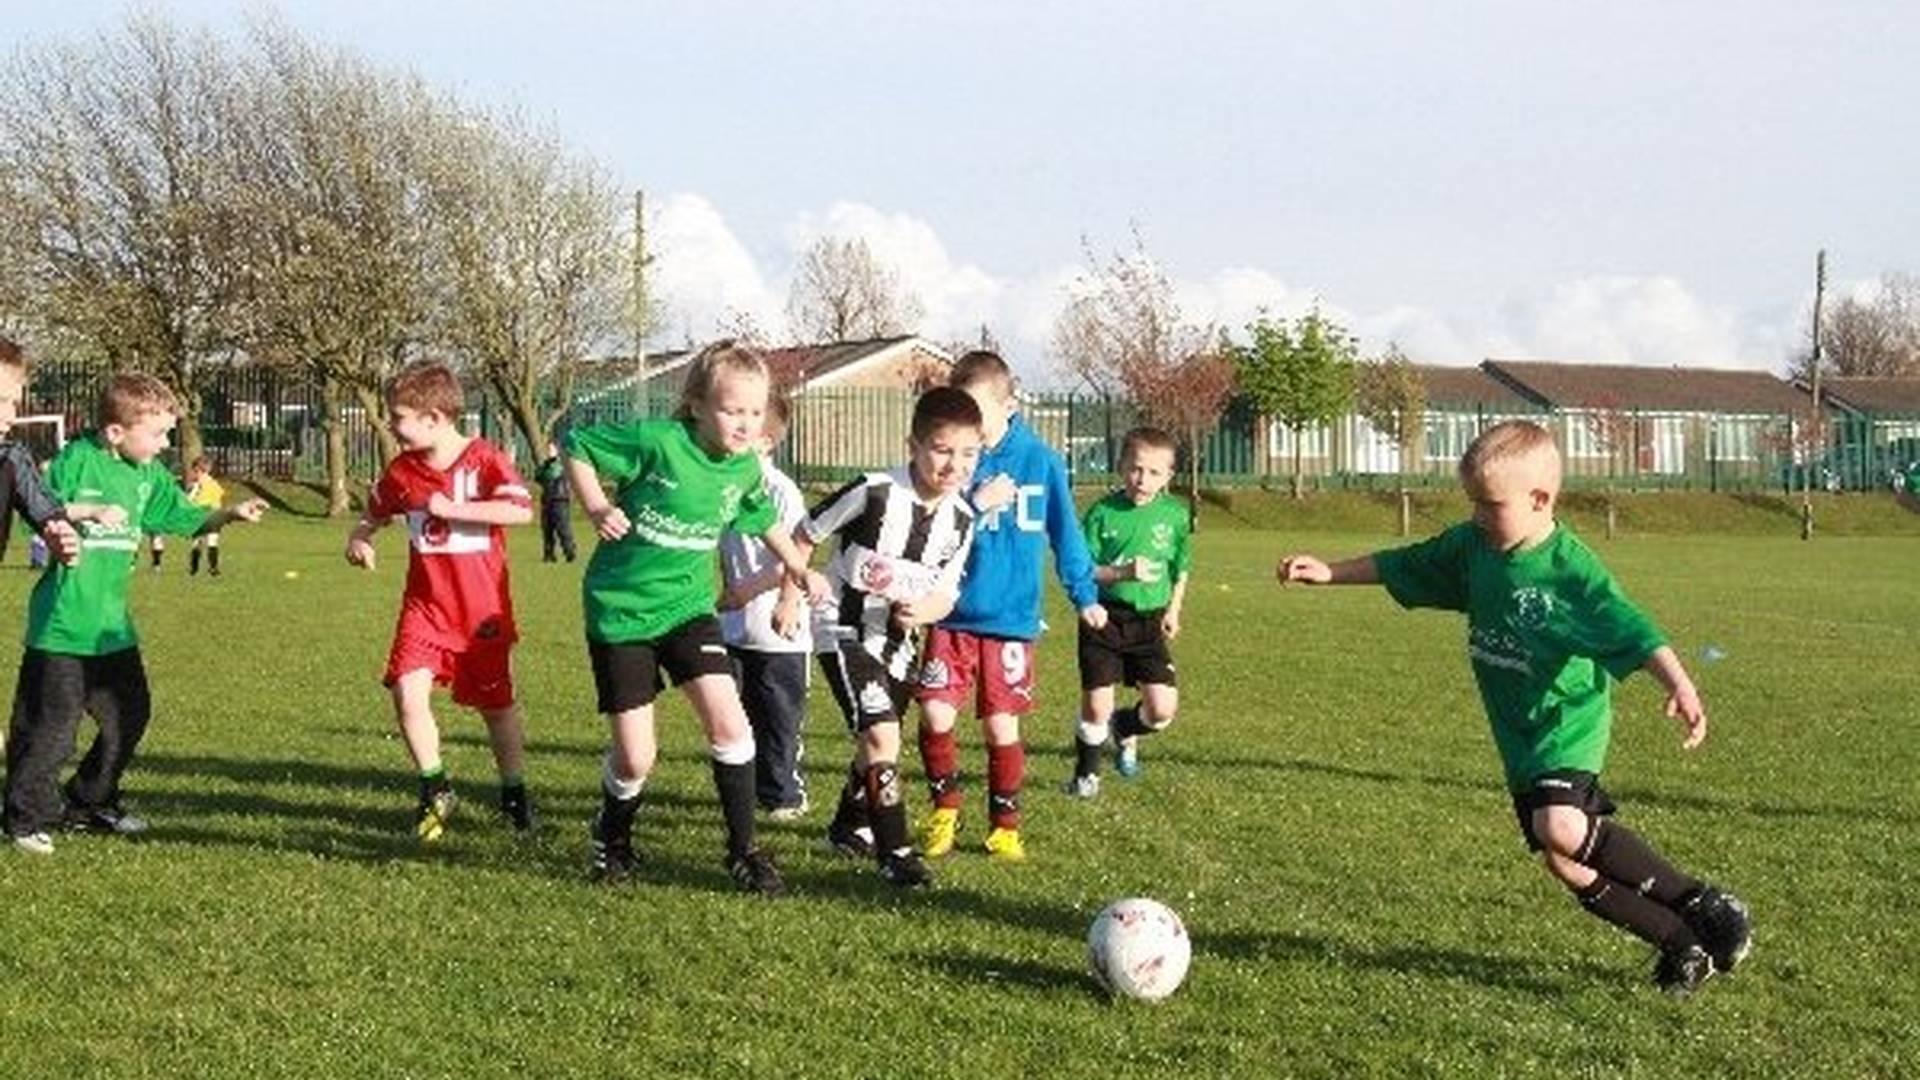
[423,109,628,459]
[785,236,923,343]
[226,18,435,511]
[1791,273,1920,379]
[0,13,247,463]
[1048,229,1230,523]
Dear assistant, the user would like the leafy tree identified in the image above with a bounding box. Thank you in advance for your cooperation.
[1229,309,1356,498]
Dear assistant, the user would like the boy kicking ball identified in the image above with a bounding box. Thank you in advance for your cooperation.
[1277,420,1751,996]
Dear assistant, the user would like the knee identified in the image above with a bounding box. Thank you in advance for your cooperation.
[709,733,756,766]
[1539,849,1597,890]
[1530,805,1592,861]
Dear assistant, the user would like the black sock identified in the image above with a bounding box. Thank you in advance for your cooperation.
[1582,820,1701,907]
[208,548,220,573]
[418,767,450,802]
[831,761,869,832]
[189,548,201,575]
[1112,704,1148,740]
[1576,876,1699,951]
[598,786,642,844]
[150,549,163,568]
[865,762,909,857]
[711,758,757,860]
[1074,737,1104,778]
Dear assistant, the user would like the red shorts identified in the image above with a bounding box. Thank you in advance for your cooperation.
[383,631,516,710]
[916,628,1036,718]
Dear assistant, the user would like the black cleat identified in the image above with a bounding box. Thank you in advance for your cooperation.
[1681,886,1753,974]
[824,820,874,859]
[500,785,538,833]
[589,812,636,885]
[1653,944,1716,997]
[62,804,149,836]
[877,850,934,889]
[725,848,786,897]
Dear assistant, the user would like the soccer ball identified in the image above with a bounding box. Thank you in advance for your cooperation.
[1086,897,1191,1002]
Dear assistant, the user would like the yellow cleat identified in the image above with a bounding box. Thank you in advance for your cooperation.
[415,789,458,843]
[921,807,960,858]
[983,826,1026,863]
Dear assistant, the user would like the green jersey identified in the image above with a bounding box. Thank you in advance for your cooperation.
[1374,521,1666,792]
[27,434,211,655]
[565,418,776,643]
[1082,490,1191,610]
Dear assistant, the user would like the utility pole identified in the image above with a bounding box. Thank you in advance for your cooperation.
[1802,249,1826,540]
[632,189,652,392]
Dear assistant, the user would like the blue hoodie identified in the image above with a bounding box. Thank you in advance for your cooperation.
[942,413,1099,639]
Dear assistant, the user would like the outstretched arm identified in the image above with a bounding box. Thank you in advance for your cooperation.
[1643,645,1707,750]
[1276,553,1380,585]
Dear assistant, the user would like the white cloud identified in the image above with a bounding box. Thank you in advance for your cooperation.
[648,192,1805,380]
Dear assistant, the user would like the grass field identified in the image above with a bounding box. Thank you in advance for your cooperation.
[0,513,1914,1078]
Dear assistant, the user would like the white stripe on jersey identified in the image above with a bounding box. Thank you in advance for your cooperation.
[807,467,975,681]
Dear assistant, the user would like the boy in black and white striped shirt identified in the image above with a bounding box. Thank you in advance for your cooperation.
[777,387,982,887]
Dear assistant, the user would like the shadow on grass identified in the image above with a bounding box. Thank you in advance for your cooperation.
[1201,929,1621,997]
[1141,749,1920,826]
[909,947,1103,1000]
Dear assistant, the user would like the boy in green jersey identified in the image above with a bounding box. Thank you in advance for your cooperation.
[564,341,815,896]
[4,374,267,855]
[1278,420,1751,996]
[1067,427,1190,796]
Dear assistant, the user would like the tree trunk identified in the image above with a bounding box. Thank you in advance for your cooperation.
[322,376,351,517]
[1186,427,1200,533]
[352,383,401,466]
[1291,428,1304,500]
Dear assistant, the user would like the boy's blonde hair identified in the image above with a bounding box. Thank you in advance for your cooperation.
[1459,420,1561,491]
[949,350,1015,399]
[100,373,179,427]
[675,339,770,421]
[387,358,464,419]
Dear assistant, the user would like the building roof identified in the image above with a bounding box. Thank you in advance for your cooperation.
[1482,359,1808,414]
[761,335,941,387]
[1814,376,1920,414]
[1411,364,1535,408]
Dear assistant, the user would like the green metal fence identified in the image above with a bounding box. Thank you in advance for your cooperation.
[22,360,1920,496]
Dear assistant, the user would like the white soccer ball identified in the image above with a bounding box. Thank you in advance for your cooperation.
[1086,897,1191,1002]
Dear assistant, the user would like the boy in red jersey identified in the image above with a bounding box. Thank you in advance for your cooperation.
[345,360,536,841]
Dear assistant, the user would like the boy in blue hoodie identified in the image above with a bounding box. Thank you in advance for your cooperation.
[916,351,1106,862]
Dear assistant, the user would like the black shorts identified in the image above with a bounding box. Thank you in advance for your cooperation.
[589,615,733,714]
[837,645,914,733]
[1077,602,1177,691]
[1511,770,1617,852]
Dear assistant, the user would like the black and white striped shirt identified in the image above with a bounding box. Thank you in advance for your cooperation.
[805,467,976,682]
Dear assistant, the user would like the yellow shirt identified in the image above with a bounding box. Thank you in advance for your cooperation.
[187,475,225,510]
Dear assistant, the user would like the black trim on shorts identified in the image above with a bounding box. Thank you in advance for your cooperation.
[1511,769,1617,852]
[588,614,733,714]
[1076,600,1177,691]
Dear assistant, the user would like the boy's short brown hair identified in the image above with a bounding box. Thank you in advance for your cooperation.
[949,350,1015,398]
[1120,425,1178,464]
[388,359,464,419]
[764,390,792,440]
[1459,420,1561,490]
[100,372,179,427]
[0,336,25,373]
[911,386,984,444]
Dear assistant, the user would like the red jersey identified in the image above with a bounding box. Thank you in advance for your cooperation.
[369,437,531,651]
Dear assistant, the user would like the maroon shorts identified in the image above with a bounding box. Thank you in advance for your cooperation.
[916,627,1036,718]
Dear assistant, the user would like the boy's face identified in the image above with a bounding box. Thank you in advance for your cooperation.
[908,422,984,499]
[0,365,22,438]
[389,404,449,453]
[106,410,176,465]
[1121,444,1175,505]
[695,371,769,456]
[959,380,1014,444]
[1466,454,1557,551]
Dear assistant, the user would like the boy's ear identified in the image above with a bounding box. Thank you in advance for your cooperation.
[1530,487,1553,511]
[102,422,126,445]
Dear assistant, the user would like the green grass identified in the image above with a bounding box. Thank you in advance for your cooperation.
[0,516,1914,1078]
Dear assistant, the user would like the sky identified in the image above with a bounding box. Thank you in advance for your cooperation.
[9,1,1918,384]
